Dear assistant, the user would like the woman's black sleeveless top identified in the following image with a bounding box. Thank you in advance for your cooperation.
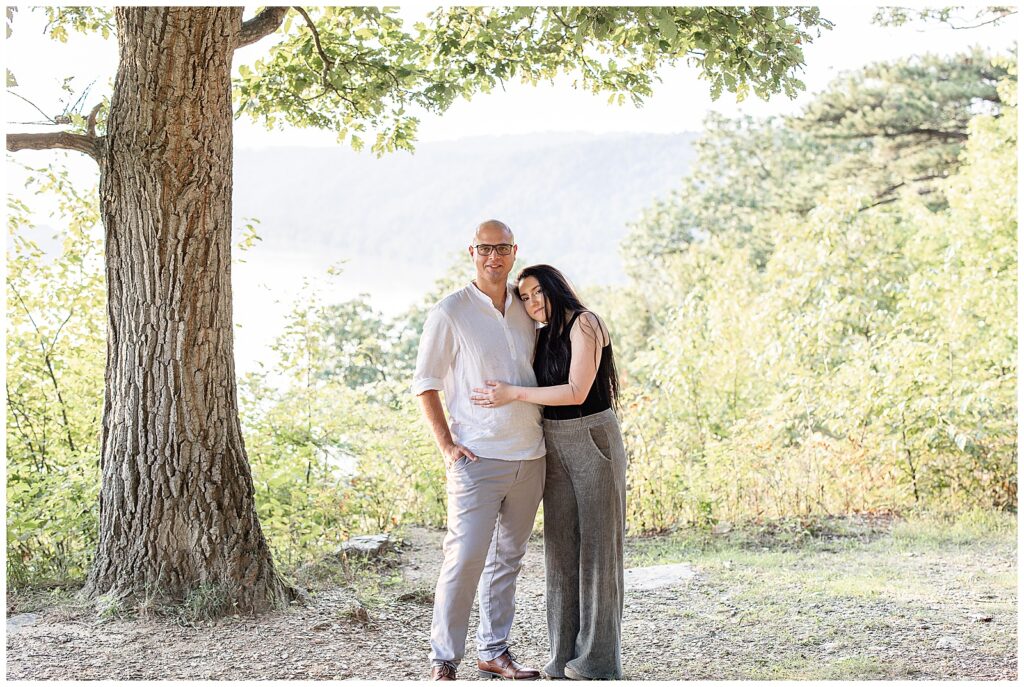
[534,311,613,420]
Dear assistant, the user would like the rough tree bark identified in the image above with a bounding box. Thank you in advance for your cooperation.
[8,6,295,612]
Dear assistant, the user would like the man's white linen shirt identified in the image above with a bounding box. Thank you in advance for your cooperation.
[412,282,544,461]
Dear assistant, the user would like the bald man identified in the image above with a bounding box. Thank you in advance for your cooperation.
[413,220,545,681]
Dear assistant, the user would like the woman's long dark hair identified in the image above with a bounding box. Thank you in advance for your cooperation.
[515,264,619,408]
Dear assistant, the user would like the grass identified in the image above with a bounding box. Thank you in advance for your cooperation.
[767,655,893,680]
[6,584,85,615]
[280,529,413,615]
[173,584,233,624]
[887,506,1017,546]
[620,508,1016,680]
[623,511,900,568]
[94,592,130,622]
[11,580,270,627]
[625,508,1016,567]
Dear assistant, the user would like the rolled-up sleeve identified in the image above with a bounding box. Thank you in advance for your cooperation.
[411,306,457,396]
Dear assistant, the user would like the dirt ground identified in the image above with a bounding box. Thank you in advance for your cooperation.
[5,514,1017,680]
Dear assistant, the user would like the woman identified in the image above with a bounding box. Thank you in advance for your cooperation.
[471,264,626,681]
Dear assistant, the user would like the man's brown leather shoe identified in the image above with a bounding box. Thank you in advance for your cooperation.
[431,662,457,680]
[477,650,541,680]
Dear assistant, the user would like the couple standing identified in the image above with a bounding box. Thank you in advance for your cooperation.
[412,220,627,681]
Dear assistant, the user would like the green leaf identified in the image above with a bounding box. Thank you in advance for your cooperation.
[657,12,678,41]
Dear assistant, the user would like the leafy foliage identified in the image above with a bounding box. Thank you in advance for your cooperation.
[6,164,105,585]
[234,6,831,153]
[624,50,1011,305]
[14,6,829,155]
[237,269,449,568]
[41,6,115,42]
[873,6,1017,30]
[795,49,1009,209]
[618,51,1017,530]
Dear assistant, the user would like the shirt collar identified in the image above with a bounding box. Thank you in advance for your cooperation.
[469,281,513,311]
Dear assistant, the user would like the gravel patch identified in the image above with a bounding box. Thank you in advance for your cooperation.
[6,521,1016,680]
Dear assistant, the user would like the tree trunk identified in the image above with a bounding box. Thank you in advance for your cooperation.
[83,6,291,613]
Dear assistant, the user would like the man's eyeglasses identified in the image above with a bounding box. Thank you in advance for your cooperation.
[474,243,514,256]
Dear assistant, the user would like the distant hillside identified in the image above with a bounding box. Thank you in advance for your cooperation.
[8,132,699,373]
[233,131,697,292]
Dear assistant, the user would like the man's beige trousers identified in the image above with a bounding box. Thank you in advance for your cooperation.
[429,456,545,665]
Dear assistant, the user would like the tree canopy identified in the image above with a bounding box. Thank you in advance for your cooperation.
[10,6,831,155]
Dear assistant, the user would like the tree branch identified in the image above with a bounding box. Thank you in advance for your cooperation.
[7,383,44,471]
[7,90,59,124]
[86,102,102,137]
[7,131,102,160]
[9,283,77,454]
[289,8,372,119]
[294,6,334,84]
[238,6,289,49]
[950,12,1017,29]
[858,172,948,212]
[820,127,969,142]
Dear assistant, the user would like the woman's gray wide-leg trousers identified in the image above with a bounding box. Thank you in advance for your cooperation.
[541,408,627,680]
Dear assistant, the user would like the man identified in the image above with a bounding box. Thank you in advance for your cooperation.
[413,220,545,681]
